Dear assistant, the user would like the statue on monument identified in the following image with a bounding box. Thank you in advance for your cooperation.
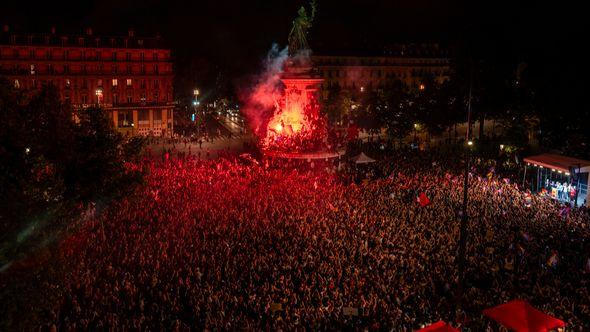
[288,0,317,55]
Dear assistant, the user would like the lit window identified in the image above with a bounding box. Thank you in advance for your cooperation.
[14,79,20,88]
[419,84,425,91]
[112,79,118,87]
[30,64,36,75]
[126,78,132,86]
[360,86,365,92]
[65,79,71,88]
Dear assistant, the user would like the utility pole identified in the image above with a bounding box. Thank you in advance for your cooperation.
[457,60,473,299]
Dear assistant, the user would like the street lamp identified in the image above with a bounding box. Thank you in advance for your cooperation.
[457,61,473,300]
[95,88,103,105]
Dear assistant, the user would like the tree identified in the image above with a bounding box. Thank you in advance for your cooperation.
[0,80,142,259]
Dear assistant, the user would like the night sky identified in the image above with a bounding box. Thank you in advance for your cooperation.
[0,0,587,100]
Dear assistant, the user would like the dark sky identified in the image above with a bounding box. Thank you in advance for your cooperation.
[1,0,587,95]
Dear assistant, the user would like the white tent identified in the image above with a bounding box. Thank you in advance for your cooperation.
[351,152,376,164]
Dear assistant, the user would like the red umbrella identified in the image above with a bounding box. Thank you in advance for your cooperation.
[483,300,566,332]
[416,320,459,332]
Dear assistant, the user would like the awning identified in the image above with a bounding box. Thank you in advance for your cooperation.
[483,299,566,332]
[351,152,376,164]
[523,153,590,173]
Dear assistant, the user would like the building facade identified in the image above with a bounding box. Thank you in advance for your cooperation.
[312,50,450,95]
[0,27,174,136]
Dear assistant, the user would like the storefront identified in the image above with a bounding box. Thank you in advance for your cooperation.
[523,153,590,207]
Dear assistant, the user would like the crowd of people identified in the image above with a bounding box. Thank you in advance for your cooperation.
[29,150,590,330]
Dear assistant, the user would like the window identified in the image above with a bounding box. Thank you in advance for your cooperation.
[81,95,88,104]
[153,109,162,121]
[118,111,133,128]
[97,79,103,87]
[140,93,146,102]
[111,65,117,74]
[112,79,118,87]
[112,93,118,104]
[65,79,71,88]
[126,78,132,87]
[140,80,146,89]
[82,80,88,89]
[154,92,159,102]
[126,65,132,74]
[30,64,36,75]
[14,79,20,88]
[138,109,149,121]
[154,79,159,88]
[126,93,133,103]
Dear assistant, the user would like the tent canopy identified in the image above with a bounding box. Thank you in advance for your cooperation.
[351,152,376,164]
[483,300,565,332]
[416,320,459,332]
[523,153,590,173]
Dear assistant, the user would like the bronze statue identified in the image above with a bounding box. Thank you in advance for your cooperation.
[288,0,317,55]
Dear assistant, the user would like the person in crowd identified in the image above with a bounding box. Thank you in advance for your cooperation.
[31,146,589,330]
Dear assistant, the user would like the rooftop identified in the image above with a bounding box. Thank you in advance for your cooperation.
[0,26,167,50]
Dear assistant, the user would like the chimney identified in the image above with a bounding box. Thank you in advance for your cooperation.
[128,29,135,37]
[86,27,93,36]
[3,24,8,33]
[50,26,56,34]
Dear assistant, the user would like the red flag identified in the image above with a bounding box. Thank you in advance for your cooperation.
[347,124,359,141]
[418,192,431,207]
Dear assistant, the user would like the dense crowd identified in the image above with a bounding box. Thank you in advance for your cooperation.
[33,151,590,330]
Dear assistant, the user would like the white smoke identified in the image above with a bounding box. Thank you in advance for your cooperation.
[240,44,289,136]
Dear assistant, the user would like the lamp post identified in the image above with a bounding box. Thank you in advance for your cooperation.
[457,62,473,300]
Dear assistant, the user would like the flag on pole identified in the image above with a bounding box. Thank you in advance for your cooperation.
[417,192,431,207]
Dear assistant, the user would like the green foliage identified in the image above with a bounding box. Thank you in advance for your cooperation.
[0,79,142,257]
